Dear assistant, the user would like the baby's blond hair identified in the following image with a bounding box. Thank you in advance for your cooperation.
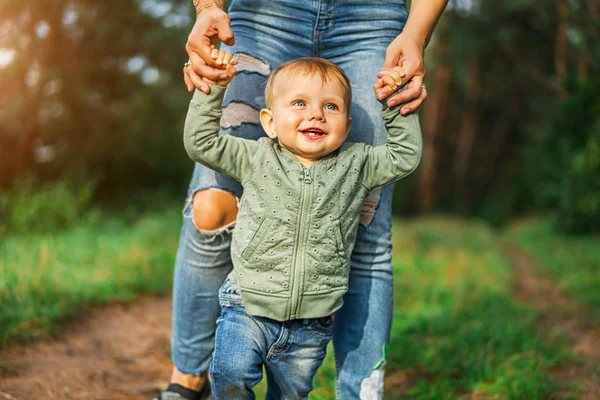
[265,57,352,110]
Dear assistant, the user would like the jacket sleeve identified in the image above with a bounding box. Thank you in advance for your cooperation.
[360,92,423,190]
[183,85,259,183]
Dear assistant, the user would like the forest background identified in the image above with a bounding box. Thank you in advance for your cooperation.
[2,0,599,232]
[1,0,599,398]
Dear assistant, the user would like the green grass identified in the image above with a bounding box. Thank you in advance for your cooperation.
[308,217,566,399]
[0,208,181,344]
[507,218,600,318]
[1,212,575,398]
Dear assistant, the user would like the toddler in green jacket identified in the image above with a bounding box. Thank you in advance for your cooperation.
[183,52,422,399]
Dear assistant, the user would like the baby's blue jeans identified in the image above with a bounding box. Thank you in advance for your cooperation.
[211,279,333,400]
[171,1,408,398]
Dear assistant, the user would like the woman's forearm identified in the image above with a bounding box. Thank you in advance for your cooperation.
[402,0,448,49]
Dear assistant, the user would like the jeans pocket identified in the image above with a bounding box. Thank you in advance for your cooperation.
[307,315,334,337]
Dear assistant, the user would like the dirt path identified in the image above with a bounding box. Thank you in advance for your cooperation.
[506,245,600,400]
[0,296,173,400]
[2,245,598,400]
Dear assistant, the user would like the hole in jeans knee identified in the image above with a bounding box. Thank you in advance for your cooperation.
[191,189,239,232]
[234,52,271,76]
[221,102,260,129]
[360,187,382,227]
[220,53,268,130]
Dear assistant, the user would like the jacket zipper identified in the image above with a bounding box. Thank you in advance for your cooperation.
[289,166,312,319]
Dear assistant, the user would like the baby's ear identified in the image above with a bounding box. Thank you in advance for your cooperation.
[260,109,277,139]
[345,116,352,137]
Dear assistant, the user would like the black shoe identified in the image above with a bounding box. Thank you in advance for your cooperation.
[154,383,211,400]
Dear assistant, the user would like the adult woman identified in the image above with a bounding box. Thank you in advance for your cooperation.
[158,1,446,399]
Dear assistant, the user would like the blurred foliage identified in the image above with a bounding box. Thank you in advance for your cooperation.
[409,0,600,232]
[0,0,599,232]
[0,0,194,195]
[0,175,95,235]
[524,79,600,232]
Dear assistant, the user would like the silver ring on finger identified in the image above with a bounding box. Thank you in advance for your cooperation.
[184,60,192,68]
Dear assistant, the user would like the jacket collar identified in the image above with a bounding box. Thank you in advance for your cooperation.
[272,140,340,169]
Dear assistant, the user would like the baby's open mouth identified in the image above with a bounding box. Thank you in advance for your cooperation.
[300,128,325,139]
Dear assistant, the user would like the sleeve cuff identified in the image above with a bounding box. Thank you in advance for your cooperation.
[191,84,227,109]
[380,83,409,120]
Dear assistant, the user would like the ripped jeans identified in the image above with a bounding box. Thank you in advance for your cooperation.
[171,1,408,399]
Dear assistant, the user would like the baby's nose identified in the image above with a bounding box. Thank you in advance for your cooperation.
[308,107,325,120]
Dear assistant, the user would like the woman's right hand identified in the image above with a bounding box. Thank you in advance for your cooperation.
[184,3,235,93]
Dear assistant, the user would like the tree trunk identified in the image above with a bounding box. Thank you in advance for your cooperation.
[417,15,453,213]
[578,0,598,81]
[555,0,568,93]
[18,1,38,172]
[483,95,522,195]
[453,54,480,209]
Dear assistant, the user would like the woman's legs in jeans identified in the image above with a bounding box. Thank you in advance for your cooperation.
[170,187,238,382]
[317,5,408,396]
[169,1,408,398]
[170,1,309,387]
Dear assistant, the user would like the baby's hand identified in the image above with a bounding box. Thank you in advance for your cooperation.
[376,67,404,101]
[202,46,237,87]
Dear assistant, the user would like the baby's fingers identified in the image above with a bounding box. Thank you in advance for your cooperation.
[389,67,404,85]
[218,50,233,65]
[210,45,219,61]
[209,46,227,65]
[225,62,236,75]
[214,62,236,87]
[223,52,234,66]
[380,73,398,92]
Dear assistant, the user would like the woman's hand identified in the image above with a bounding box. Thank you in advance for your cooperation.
[374,32,428,115]
[184,4,235,93]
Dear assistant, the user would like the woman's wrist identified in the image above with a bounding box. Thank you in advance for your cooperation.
[398,28,427,52]
[193,0,224,16]
[402,0,448,49]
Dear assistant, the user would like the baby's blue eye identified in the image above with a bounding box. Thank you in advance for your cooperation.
[325,103,338,110]
[293,100,306,107]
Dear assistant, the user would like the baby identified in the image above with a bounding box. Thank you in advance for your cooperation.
[183,51,422,399]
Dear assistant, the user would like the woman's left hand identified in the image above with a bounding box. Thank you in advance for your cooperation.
[374,32,428,115]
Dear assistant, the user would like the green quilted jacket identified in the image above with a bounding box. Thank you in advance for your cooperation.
[184,85,422,321]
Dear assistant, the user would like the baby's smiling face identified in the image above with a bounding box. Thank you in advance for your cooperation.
[260,71,352,167]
